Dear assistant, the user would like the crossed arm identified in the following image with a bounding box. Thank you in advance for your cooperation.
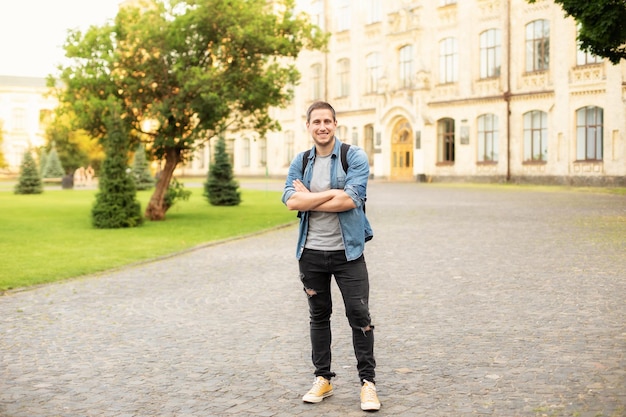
[285,179,357,213]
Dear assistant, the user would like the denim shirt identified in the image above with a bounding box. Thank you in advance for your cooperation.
[282,138,373,261]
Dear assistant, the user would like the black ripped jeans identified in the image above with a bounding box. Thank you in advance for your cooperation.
[299,248,376,383]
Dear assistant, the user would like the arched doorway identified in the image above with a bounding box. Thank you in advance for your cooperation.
[391,119,414,181]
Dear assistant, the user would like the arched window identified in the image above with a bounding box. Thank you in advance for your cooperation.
[365,52,382,94]
[477,114,499,162]
[311,64,323,101]
[258,138,267,167]
[525,20,550,72]
[523,110,548,161]
[439,38,458,83]
[337,126,348,142]
[364,124,374,167]
[365,0,382,24]
[576,24,601,65]
[285,130,295,166]
[336,0,351,32]
[337,58,350,98]
[437,118,455,163]
[399,45,414,89]
[576,106,603,161]
[242,138,250,167]
[479,29,501,79]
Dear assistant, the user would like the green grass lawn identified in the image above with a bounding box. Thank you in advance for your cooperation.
[0,186,295,291]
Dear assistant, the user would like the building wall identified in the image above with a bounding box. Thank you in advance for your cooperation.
[0,76,56,173]
[216,0,625,186]
[3,1,624,186]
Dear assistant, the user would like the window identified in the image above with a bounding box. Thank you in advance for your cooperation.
[39,109,53,130]
[364,124,374,166]
[365,0,382,24]
[285,130,294,166]
[525,20,550,72]
[477,114,499,162]
[311,0,325,30]
[337,59,350,97]
[337,126,348,141]
[576,23,601,65]
[226,139,235,166]
[258,138,267,167]
[365,52,382,94]
[480,29,501,79]
[399,45,413,89]
[437,118,455,163]
[242,138,250,167]
[311,64,323,101]
[576,106,603,161]
[439,37,458,83]
[523,110,548,162]
[336,0,351,32]
[12,108,26,131]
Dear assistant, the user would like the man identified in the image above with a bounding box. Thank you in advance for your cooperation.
[282,101,380,411]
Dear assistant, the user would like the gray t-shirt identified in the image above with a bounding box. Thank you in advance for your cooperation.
[304,154,344,251]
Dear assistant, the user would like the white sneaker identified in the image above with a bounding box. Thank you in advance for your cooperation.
[360,380,381,411]
[302,376,333,403]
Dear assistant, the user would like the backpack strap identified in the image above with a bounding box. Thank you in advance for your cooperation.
[301,143,350,175]
[340,142,350,173]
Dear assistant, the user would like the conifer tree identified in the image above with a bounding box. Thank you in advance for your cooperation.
[14,151,43,194]
[131,143,155,190]
[42,145,65,178]
[92,116,143,228]
[204,137,241,206]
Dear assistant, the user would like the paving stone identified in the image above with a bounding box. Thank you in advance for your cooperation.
[1,182,624,416]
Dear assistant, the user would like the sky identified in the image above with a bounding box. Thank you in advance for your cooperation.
[0,0,122,78]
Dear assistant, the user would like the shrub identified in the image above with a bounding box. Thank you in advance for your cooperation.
[14,151,43,194]
[204,137,241,206]
[91,118,143,228]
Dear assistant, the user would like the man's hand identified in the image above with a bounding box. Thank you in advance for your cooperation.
[293,179,310,193]
[286,180,356,213]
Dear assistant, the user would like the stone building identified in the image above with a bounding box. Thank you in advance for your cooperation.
[3,1,624,186]
[0,76,56,173]
[219,0,626,185]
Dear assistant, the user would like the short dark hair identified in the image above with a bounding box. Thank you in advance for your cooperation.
[306,101,336,123]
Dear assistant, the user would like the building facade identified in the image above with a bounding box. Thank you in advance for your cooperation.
[0,76,56,173]
[3,1,625,186]
[217,0,626,185]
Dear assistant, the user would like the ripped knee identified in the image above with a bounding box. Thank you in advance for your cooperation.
[300,272,318,297]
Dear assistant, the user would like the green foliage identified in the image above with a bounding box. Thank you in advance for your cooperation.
[14,151,43,194]
[164,177,191,210]
[42,146,66,178]
[92,116,143,229]
[204,137,241,206]
[45,111,102,174]
[52,0,327,219]
[528,0,626,63]
[131,143,155,190]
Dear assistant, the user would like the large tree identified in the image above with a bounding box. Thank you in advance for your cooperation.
[529,0,626,63]
[52,0,326,220]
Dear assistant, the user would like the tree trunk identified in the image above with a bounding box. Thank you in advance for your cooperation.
[144,147,181,221]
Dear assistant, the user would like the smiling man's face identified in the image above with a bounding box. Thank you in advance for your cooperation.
[307,108,337,155]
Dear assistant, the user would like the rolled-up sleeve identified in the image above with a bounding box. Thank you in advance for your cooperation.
[343,147,370,208]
